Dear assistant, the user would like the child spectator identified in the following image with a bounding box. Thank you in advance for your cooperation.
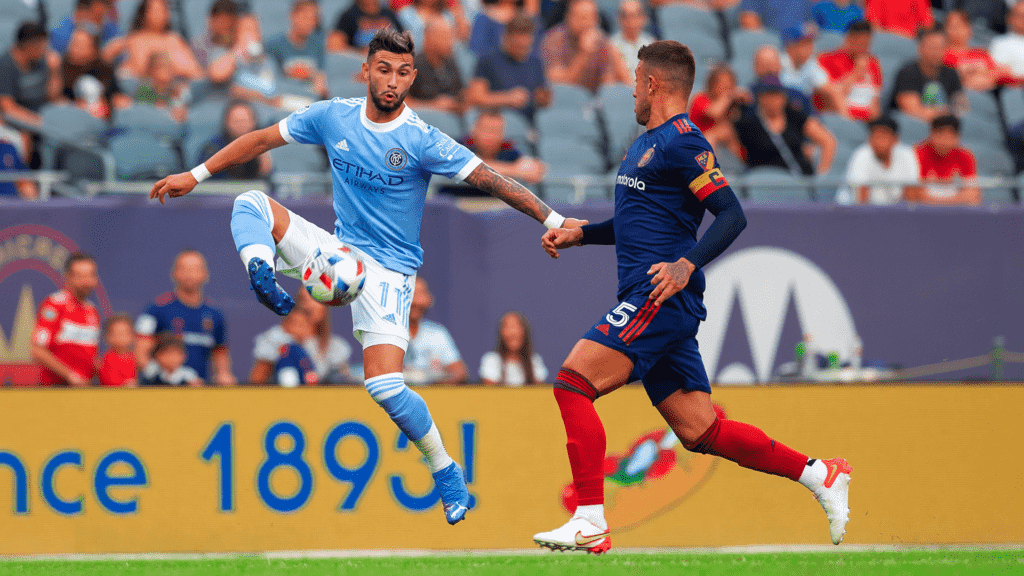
[838,116,921,205]
[817,20,883,120]
[98,314,137,387]
[479,311,547,386]
[943,10,1019,91]
[140,332,203,386]
[133,51,190,122]
[811,0,864,32]
[251,307,319,387]
[461,108,545,183]
[199,100,271,179]
[911,114,980,205]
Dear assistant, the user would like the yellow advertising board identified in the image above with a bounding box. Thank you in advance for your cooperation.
[0,385,1021,555]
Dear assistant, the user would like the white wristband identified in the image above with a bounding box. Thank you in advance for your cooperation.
[190,163,212,183]
[543,210,566,229]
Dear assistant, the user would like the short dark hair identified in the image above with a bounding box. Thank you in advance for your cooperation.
[506,13,535,35]
[64,251,96,274]
[291,0,317,12]
[210,0,240,16]
[931,114,960,132]
[76,0,106,9]
[367,28,415,61]
[944,9,971,26]
[103,313,134,336]
[152,331,185,356]
[16,22,47,46]
[917,24,945,42]
[637,40,696,94]
[867,116,898,134]
[847,20,872,35]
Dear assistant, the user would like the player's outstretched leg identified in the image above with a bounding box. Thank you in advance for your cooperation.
[532,368,611,554]
[662,392,851,544]
[364,372,470,525]
[230,190,294,315]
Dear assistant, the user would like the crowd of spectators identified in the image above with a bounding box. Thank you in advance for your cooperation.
[0,0,1022,204]
[27,250,545,387]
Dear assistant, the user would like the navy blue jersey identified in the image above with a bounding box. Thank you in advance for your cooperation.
[613,113,729,302]
[135,293,227,380]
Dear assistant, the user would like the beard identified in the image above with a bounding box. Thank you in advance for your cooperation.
[634,103,651,126]
[369,86,406,114]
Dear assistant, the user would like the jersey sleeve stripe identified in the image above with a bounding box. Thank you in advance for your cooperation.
[689,168,728,201]
[453,155,483,182]
[278,118,296,144]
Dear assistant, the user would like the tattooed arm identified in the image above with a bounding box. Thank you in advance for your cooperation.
[463,163,557,224]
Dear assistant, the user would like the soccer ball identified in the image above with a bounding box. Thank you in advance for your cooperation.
[302,247,366,307]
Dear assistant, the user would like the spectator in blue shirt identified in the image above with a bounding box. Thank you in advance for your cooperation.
[739,0,814,33]
[265,0,329,99]
[0,129,37,199]
[467,13,551,121]
[135,249,236,386]
[50,0,123,60]
[811,0,864,32]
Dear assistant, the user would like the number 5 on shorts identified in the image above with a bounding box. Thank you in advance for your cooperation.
[606,302,638,327]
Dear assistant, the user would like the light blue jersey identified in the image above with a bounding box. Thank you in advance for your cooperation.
[279,97,482,274]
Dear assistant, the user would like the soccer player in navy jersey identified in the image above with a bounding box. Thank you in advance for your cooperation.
[534,41,851,554]
[149,28,586,526]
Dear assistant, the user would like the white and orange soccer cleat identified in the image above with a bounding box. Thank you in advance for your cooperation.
[813,457,852,544]
[533,517,611,555]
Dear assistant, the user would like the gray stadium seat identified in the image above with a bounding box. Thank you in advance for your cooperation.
[119,0,142,31]
[183,0,211,40]
[325,52,365,83]
[183,131,213,167]
[981,186,1017,204]
[742,166,812,203]
[329,76,367,99]
[961,114,1005,147]
[970,141,1015,177]
[251,0,291,42]
[817,31,845,53]
[871,32,916,61]
[658,5,719,39]
[729,29,780,64]
[600,83,642,163]
[270,143,327,172]
[550,82,593,110]
[679,32,727,66]
[414,108,463,139]
[967,90,1000,121]
[820,113,867,147]
[109,133,182,179]
[891,111,930,146]
[41,104,107,144]
[1000,88,1024,128]
[538,136,606,175]
[714,146,745,177]
[454,43,477,82]
[113,104,184,142]
[535,109,602,147]
[187,100,228,138]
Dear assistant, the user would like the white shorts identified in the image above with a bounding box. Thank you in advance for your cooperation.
[275,211,415,351]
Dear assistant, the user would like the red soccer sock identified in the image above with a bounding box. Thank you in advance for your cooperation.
[553,369,606,506]
[687,417,807,482]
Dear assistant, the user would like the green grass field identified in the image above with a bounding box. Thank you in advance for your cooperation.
[1,550,1022,576]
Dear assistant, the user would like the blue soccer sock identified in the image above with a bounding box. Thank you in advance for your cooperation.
[231,190,277,271]
[365,373,454,472]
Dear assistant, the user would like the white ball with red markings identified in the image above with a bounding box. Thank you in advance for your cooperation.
[301,247,366,307]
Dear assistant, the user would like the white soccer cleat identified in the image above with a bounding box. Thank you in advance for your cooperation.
[533,517,611,555]
[813,457,852,544]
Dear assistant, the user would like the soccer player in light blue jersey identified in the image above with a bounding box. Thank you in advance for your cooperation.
[150,28,586,527]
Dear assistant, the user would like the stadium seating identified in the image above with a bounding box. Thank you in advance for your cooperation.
[1000,88,1024,129]
[270,143,329,196]
[113,104,184,143]
[463,108,534,152]
[729,29,780,65]
[820,113,868,148]
[414,108,464,139]
[109,133,182,180]
[599,83,642,164]
[817,31,845,53]
[325,52,366,83]
[549,83,594,111]
[742,166,812,203]
[251,0,291,42]
[891,112,930,146]
[871,32,917,62]
[971,141,1016,177]
[658,5,720,41]
[535,108,602,148]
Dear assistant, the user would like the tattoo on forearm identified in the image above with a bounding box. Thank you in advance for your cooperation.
[466,164,551,223]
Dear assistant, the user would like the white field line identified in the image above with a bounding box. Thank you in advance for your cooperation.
[1,543,1022,562]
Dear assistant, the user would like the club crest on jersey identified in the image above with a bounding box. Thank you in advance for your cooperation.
[202,317,214,332]
[638,146,656,167]
[385,148,408,170]
[695,151,714,171]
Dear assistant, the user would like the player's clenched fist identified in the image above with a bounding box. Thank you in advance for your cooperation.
[150,172,199,204]
[647,258,696,305]
[542,227,584,259]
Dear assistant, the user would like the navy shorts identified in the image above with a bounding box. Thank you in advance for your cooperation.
[583,289,711,406]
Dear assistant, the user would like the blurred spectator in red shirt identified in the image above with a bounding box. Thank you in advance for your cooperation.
[864,0,932,37]
[943,9,1019,91]
[542,0,630,94]
[911,114,980,205]
[408,17,465,114]
[689,64,748,159]
[31,252,101,387]
[98,314,137,387]
[889,26,965,123]
[817,20,883,120]
[462,108,546,184]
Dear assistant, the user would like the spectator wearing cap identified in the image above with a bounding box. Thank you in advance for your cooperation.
[689,64,749,159]
[864,0,932,38]
[911,114,980,206]
[987,1,1024,82]
[779,23,842,112]
[467,13,551,120]
[838,116,921,205]
[889,26,965,123]
[328,0,404,52]
[461,109,546,184]
[752,44,815,116]
[817,20,883,120]
[739,0,814,33]
[408,17,465,114]
[811,0,864,33]
[265,0,329,99]
[609,0,655,76]
[50,0,123,59]
[542,0,630,94]
[733,73,836,175]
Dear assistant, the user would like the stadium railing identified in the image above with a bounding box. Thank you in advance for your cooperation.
[0,170,69,200]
